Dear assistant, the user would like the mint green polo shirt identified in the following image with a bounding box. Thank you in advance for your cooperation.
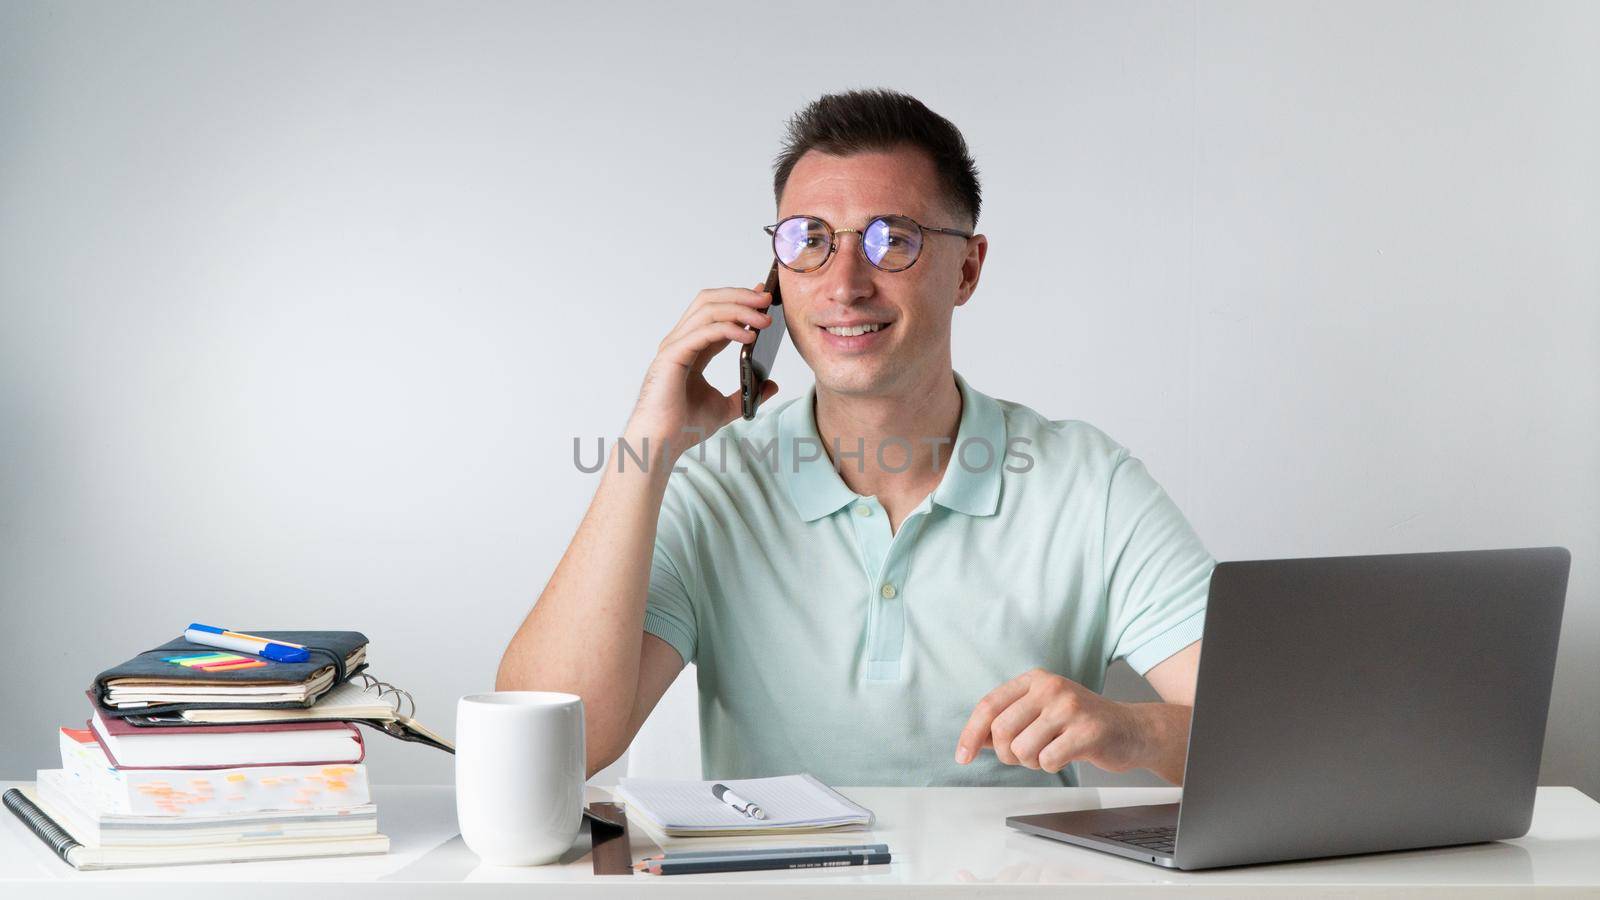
[642,371,1215,786]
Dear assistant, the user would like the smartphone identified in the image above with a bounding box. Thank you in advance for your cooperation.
[739,260,787,420]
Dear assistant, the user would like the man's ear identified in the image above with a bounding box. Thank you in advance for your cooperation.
[954,234,988,308]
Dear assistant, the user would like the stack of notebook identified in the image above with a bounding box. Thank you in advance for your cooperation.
[5,629,449,870]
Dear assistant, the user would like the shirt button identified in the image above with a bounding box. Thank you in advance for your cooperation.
[880,583,897,600]
[855,504,872,517]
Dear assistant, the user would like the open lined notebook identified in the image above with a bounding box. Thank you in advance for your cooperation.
[614,774,874,837]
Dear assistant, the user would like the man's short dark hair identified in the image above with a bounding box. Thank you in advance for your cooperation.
[772,88,982,228]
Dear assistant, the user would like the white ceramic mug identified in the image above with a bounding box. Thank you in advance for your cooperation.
[455,691,586,866]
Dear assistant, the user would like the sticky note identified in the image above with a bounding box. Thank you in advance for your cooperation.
[168,653,236,666]
[197,659,268,671]
[189,653,260,668]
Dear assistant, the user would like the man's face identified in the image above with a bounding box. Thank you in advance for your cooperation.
[775,145,984,399]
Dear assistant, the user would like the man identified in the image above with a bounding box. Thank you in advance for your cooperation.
[497,88,1214,787]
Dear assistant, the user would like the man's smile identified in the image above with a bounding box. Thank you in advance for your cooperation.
[816,319,894,350]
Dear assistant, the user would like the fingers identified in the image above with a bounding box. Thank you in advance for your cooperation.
[659,283,776,376]
[956,676,1030,764]
[657,320,757,371]
[695,285,775,314]
[672,286,775,331]
[988,694,1049,767]
[976,672,1107,772]
[1036,728,1097,774]
[690,301,773,333]
[749,378,781,414]
[686,331,732,378]
[664,305,772,376]
[957,670,1103,771]
[1009,714,1069,770]
[665,303,771,354]
[631,281,782,439]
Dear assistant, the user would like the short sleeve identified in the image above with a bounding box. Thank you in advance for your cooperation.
[641,473,700,666]
[1101,450,1216,675]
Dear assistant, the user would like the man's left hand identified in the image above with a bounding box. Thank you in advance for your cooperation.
[954,667,1148,774]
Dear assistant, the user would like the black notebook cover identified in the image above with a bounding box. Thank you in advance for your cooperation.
[91,630,369,718]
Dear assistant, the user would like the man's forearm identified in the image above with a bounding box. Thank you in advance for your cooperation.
[495,428,676,772]
[1122,702,1194,785]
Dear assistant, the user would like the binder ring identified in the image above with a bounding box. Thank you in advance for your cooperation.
[357,672,416,719]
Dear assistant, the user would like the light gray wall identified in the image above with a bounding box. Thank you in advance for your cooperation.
[2,1,1595,796]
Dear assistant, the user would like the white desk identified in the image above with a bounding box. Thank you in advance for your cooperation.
[4,781,1599,897]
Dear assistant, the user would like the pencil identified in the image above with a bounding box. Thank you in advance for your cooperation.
[638,842,889,862]
[641,849,891,875]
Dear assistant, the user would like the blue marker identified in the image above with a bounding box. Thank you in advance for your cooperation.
[185,623,310,663]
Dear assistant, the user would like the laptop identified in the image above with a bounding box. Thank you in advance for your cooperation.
[1006,545,1571,870]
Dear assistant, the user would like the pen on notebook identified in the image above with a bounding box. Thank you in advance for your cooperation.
[185,624,310,663]
[217,628,306,648]
[639,848,891,875]
[186,623,307,647]
[711,783,766,819]
[638,842,890,862]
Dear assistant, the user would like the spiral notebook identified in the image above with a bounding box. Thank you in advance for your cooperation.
[120,674,453,754]
[4,785,389,870]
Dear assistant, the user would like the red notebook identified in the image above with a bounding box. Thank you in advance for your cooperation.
[85,704,365,769]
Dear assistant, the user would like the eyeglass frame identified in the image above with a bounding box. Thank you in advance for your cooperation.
[763,213,975,273]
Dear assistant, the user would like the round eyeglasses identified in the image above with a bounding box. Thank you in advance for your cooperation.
[764,214,973,273]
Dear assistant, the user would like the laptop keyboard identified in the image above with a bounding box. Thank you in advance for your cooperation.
[1093,825,1177,855]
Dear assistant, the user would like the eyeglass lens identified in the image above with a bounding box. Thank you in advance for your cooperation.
[772,215,925,272]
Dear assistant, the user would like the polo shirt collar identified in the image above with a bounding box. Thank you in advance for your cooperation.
[777,370,1006,522]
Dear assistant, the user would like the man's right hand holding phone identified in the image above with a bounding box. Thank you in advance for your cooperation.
[627,282,781,467]
[497,279,781,775]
